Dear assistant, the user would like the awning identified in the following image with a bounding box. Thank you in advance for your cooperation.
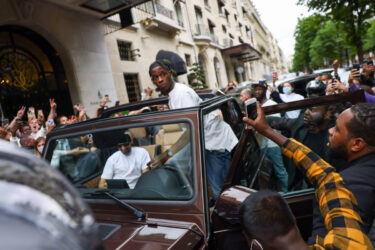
[221,43,262,62]
[82,0,152,14]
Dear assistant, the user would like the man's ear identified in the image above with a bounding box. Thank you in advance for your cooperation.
[350,137,366,152]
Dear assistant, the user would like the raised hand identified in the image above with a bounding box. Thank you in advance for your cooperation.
[49,98,57,110]
[16,106,26,119]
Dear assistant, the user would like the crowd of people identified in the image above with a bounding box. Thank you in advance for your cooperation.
[0,94,112,157]
[1,55,375,248]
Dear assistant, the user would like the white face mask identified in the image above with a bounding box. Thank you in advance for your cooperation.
[37,146,44,153]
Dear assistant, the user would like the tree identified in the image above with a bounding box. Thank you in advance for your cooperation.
[309,21,346,68]
[292,15,325,72]
[187,63,208,90]
[364,19,375,53]
[298,0,375,63]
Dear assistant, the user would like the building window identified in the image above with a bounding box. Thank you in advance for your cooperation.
[124,73,141,102]
[174,3,184,27]
[222,25,227,33]
[117,40,134,61]
[185,54,192,66]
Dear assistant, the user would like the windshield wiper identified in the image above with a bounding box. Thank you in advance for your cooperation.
[103,191,146,220]
[83,189,146,220]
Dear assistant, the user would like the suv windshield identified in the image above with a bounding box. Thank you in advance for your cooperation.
[45,122,194,201]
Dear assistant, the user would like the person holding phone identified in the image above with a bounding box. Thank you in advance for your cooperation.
[348,68,375,103]
[251,81,288,192]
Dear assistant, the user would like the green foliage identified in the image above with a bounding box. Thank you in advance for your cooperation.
[310,21,346,68]
[297,0,375,62]
[364,20,375,52]
[292,15,325,72]
[187,63,208,90]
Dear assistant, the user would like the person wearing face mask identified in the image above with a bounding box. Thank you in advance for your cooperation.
[34,137,45,157]
[270,82,304,119]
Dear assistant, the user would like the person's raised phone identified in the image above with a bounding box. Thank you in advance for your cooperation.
[245,98,258,120]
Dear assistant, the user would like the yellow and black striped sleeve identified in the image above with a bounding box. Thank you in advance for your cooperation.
[281,138,373,249]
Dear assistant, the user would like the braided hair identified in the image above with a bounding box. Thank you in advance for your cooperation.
[346,103,375,147]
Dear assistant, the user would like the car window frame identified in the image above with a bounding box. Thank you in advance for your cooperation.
[44,113,200,206]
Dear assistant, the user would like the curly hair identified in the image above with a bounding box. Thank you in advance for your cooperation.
[346,103,375,147]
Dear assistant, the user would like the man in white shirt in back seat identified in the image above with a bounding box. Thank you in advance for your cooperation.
[99,132,150,189]
[148,60,238,199]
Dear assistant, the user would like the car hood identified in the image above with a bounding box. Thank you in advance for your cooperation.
[100,217,204,250]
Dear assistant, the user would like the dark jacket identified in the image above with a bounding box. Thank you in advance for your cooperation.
[308,153,375,246]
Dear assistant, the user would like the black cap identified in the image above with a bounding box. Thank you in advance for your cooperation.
[118,132,131,145]
[252,80,268,89]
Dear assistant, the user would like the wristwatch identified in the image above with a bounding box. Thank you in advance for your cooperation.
[166,148,173,157]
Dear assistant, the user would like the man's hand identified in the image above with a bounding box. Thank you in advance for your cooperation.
[362,64,375,80]
[98,178,107,189]
[68,147,89,156]
[49,98,57,110]
[147,151,168,169]
[243,102,271,134]
[146,87,153,96]
[16,106,26,119]
[243,102,288,146]
[348,69,360,86]
[10,120,22,137]
[333,59,339,69]
[272,72,278,86]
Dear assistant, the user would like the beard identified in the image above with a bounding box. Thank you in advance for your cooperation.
[327,143,348,161]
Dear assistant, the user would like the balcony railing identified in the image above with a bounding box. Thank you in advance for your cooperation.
[194,24,210,37]
[222,38,235,48]
[210,34,219,44]
[155,2,174,20]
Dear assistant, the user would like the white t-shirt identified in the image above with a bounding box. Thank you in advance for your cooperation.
[260,99,280,149]
[168,82,238,152]
[101,147,150,189]
[279,92,304,119]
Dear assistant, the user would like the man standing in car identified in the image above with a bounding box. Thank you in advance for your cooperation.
[148,60,238,199]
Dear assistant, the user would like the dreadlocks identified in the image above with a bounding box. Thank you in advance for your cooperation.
[346,103,375,147]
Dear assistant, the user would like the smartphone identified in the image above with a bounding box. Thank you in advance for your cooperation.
[245,98,258,120]
[353,64,360,71]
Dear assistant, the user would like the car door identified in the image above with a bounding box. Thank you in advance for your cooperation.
[44,107,209,249]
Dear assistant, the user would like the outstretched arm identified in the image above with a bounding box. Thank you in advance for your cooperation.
[243,103,373,248]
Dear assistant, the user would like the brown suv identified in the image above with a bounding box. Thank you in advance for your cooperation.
[43,90,364,249]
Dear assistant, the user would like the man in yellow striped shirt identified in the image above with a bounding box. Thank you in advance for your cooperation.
[240,102,373,249]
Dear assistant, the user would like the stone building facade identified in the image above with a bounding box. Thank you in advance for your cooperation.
[105,0,287,103]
